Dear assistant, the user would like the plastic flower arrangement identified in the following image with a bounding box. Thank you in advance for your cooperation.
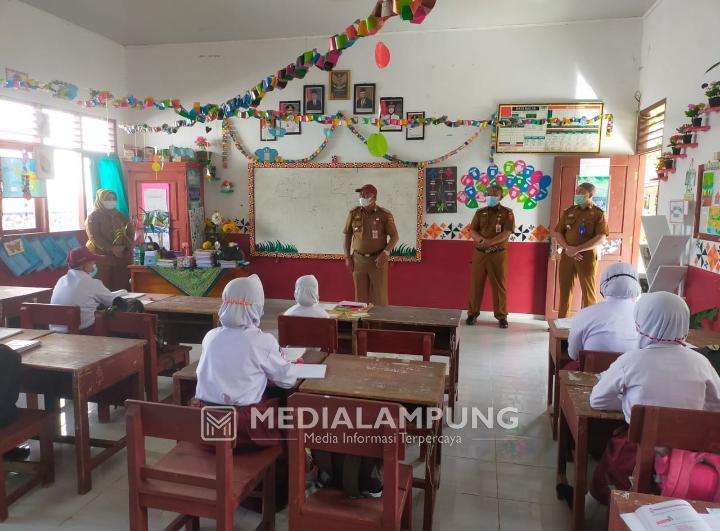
[195,136,210,150]
[685,103,706,118]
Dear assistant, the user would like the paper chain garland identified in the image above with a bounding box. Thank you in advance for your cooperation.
[1,0,436,128]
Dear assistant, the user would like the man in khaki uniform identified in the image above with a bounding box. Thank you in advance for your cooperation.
[466,185,515,329]
[552,182,609,318]
[343,184,399,306]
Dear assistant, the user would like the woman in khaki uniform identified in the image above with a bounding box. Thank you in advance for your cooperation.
[85,189,133,291]
[552,182,609,318]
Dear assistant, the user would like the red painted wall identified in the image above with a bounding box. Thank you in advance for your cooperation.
[230,235,549,315]
[684,265,720,331]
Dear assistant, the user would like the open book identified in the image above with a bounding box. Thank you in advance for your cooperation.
[5,339,42,354]
[621,499,720,530]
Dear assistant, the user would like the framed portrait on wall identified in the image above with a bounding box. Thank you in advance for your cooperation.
[303,85,325,115]
[329,70,351,100]
[260,119,277,141]
[379,97,403,132]
[668,200,685,224]
[406,112,425,140]
[279,101,301,135]
[353,83,376,114]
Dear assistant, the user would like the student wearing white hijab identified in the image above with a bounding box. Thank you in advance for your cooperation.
[284,275,330,318]
[195,275,297,408]
[566,262,640,362]
[586,291,720,504]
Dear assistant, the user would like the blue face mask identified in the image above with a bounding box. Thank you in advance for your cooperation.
[89,264,98,278]
[486,196,499,207]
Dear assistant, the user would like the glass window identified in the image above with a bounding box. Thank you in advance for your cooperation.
[82,116,115,153]
[46,149,83,231]
[0,100,38,142]
[42,109,81,149]
[1,197,36,231]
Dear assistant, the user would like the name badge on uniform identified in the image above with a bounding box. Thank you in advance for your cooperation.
[372,230,379,239]
[495,223,501,234]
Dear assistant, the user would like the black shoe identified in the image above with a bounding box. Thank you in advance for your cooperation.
[4,446,30,460]
[466,315,477,326]
[499,319,509,329]
[556,484,574,509]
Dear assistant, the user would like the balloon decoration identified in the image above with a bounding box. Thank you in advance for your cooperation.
[367,132,389,156]
[375,42,391,69]
[457,161,552,211]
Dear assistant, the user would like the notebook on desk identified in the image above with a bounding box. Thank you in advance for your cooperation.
[288,364,326,379]
[621,499,720,530]
[5,339,41,353]
[0,328,22,342]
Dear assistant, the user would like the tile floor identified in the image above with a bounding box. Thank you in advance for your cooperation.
[3,304,610,530]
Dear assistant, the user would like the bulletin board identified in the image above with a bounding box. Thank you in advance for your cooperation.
[695,164,720,242]
[496,102,603,154]
[249,162,423,261]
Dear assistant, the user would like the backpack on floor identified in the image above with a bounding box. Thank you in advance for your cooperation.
[654,448,720,502]
[311,450,383,498]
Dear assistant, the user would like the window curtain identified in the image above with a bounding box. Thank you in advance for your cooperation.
[88,155,129,216]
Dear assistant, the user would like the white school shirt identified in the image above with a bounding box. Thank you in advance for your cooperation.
[590,343,720,423]
[195,326,297,406]
[49,269,124,332]
[284,304,330,319]
[567,297,639,360]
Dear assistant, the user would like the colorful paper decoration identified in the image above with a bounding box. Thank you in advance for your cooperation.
[457,161,552,211]
[375,42,391,69]
[367,132,389,157]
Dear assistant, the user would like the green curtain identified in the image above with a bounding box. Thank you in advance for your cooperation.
[89,156,129,216]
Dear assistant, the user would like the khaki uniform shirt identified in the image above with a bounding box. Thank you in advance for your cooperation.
[343,205,398,255]
[470,205,516,250]
[555,204,609,246]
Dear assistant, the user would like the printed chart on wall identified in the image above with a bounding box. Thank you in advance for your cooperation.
[426,167,457,213]
[699,168,720,238]
[496,103,603,153]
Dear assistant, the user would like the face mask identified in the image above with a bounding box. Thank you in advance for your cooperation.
[574,195,587,206]
[102,200,117,210]
[485,196,499,207]
[88,264,98,278]
[359,197,372,208]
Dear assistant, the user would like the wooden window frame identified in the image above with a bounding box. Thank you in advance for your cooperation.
[636,98,666,155]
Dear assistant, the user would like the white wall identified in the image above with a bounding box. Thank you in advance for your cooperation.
[0,0,126,119]
[639,0,720,271]
[125,18,642,233]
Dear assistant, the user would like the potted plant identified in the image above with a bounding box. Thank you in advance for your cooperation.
[668,135,683,155]
[685,103,706,126]
[677,125,694,145]
[194,136,212,163]
[656,157,666,171]
[702,81,720,108]
[661,153,675,170]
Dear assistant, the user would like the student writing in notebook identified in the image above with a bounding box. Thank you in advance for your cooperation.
[587,292,720,504]
[565,262,640,368]
[50,247,128,334]
[284,275,330,319]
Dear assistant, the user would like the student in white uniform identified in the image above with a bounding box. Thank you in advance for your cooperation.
[587,291,720,504]
[284,275,330,318]
[195,274,297,449]
[566,262,640,363]
[50,247,127,333]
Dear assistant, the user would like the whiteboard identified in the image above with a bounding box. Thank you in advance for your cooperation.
[250,163,423,261]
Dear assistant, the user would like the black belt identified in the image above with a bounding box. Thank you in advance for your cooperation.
[475,247,505,254]
[354,251,382,258]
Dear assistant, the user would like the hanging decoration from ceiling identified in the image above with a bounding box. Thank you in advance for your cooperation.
[375,42,391,69]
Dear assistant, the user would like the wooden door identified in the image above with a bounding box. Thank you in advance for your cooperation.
[545,155,644,319]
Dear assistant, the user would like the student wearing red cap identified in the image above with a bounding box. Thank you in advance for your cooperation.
[49,247,128,333]
[343,184,398,305]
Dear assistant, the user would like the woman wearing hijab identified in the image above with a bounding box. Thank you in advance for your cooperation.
[85,189,132,291]
[195,275,297,449]
[566,262,641,365]
[587,291,720,504]
[284,275,330,318]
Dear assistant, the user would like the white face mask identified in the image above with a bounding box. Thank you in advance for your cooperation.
[102,200,117,210]
[359,197,372,208]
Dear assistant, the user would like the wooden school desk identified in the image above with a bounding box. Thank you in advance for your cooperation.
[0,286,52,326]
[142,295,221,344]
[688,327,720,349]
[171,350,329,405]
[128,265,248,297]
[301,354,447,531]
[546,319,570,439]
[361,305,462,416]
[556,370,626,531]
[7,333,146,494]
[608,490,720,530]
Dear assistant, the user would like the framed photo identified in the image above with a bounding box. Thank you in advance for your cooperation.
[329,70,351,100]
[5,68,28,89]
[279,101,301,135]
[406,111,425,140]
[260,119,277,142]
[379,97,403,132]
[353,83,376,114]
[668,200,685,224]
[303,85,325,115]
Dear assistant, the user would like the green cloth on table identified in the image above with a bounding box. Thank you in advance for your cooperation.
[148,267,225,297]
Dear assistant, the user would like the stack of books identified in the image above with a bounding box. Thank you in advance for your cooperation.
[194,250,215,268]
[218,260,237,269]
[156,258,176,268]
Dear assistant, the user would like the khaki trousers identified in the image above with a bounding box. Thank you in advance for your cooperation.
[467,249,508,320]
[558,251,598,318]
[352,253,388,306]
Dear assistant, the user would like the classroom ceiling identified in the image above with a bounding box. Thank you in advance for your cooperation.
[19,0,657,46]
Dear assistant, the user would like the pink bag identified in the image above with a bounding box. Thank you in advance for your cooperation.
[654,449,720,502]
